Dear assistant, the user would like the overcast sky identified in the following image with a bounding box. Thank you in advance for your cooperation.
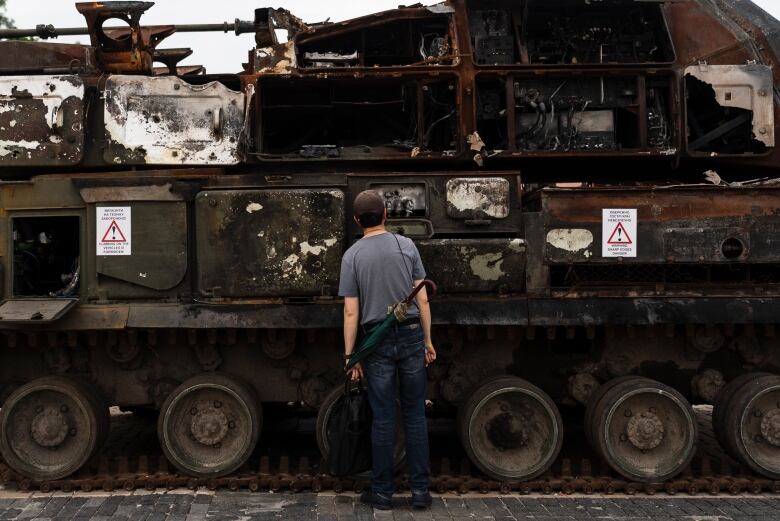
[6,0,780,73]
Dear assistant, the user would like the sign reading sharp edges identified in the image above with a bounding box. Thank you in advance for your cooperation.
[97,207,132,256]
[602,209,637,258]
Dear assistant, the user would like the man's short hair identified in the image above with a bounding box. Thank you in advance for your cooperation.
[353,190,386,228]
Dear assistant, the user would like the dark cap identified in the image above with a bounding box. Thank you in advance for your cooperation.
[353,190,386,227]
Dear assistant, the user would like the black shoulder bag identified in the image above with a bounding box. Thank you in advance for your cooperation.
[326,379,373,477]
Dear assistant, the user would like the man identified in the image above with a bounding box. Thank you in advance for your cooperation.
[339,190,436,510]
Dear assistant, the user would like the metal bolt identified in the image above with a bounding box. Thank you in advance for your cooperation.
[760,127,768,135]
[173,84,181,90]
[69,428,77,437]
[60,405,69,413]
[500,404,510,413]
[214,401,222,409]
[755,410,763,418]
[228,421,236,429]
[624,409,632,417]
[190,408,198,416]
[759,89,768,97]
[620,434,628,442]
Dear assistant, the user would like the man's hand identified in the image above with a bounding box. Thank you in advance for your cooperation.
[348,361,364,381]
[425,344,437,367]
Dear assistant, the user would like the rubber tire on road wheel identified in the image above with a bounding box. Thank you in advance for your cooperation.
[458,375,563,482]
[587,376,697,483]
[158,373,261,479]
[0,376,109,481]
[719,374,780,479]
[712,372,770,460]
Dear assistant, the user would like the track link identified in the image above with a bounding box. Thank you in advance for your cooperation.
[3,454,780,496]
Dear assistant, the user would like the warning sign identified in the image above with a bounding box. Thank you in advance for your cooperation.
[97,207,131,256]
[602,209,637,258]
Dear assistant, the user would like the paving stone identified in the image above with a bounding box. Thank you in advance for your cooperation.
[1,491,780,520]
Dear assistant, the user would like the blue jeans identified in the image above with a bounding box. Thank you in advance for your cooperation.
[363,324,430,497]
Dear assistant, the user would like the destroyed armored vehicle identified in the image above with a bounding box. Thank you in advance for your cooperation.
[0,0,779,490]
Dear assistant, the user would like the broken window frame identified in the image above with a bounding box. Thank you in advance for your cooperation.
[253,74,461,160]
[294,9,459,70]
[9,210,84,300]
[472,69,679,156]
[465,0,677,68]
[683,64,775,158]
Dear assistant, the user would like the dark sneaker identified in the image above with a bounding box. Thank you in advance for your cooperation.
[360,490,392,510]
[411,490,433,509]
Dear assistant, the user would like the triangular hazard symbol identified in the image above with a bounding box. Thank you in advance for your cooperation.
[607,222,632,244]
[101,220,128,243]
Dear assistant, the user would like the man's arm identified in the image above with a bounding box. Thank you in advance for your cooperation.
[414,280,436,366]
[343,296,363,379]
[343,296,360,356]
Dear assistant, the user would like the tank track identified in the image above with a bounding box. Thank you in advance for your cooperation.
[2,454,779,496]
[1,409,779,496]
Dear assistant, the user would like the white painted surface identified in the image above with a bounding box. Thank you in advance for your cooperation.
[104,75,245,165]
[547,229,594,258]
[446,178,510,219]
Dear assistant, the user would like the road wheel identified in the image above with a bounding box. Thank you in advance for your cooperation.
[718,373,780,479]
[586,376,697,483]
[458,376,563,481]
[0,376,109,480]
[158,373,261,478]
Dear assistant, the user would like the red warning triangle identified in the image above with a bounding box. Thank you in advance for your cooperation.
[101,220,128,243]
[607,222,632,245]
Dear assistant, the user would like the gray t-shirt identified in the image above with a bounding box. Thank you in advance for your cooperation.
[338,233,426,325]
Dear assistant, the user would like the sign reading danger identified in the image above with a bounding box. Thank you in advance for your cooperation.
[97,207,131,256]
[602,208,637,258]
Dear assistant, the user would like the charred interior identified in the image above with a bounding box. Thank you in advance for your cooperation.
[12,216,80,298]
[467,0,674,65]
[476,75,673,152]
[296,14,453,68]
[258,78,457,158]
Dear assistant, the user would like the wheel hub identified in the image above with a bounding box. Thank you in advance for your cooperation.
[626,412,665,451]
[30,408,69,448]
[190,407,229,446]
[486,412,530,450]
[760,409,780,447]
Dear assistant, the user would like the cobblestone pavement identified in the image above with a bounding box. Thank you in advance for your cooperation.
[1,491,780,521]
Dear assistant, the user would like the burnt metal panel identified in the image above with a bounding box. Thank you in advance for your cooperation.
[685,64,775,148]
[446,178,510,220]
[417,238,525,294]
[95,202,187,292]
[103,75,245,165]
[0,76,85,166]
[195,189,345,298]
[0,298,77,323]
[663,227,750,262]
[541,187,780,265]
[527,298,779,326]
